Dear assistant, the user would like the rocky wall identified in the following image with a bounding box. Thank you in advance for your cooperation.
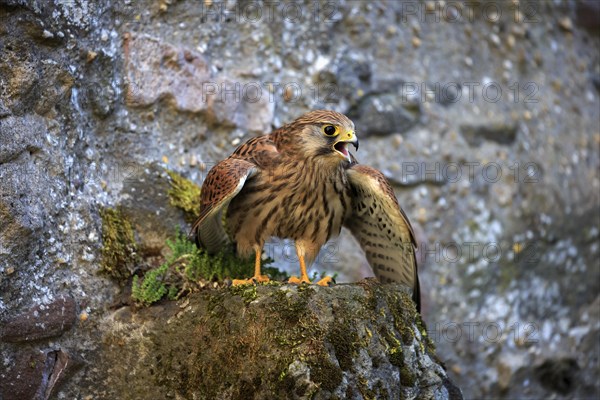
[0,1,599,399]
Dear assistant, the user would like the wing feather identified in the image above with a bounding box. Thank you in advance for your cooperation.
[345,164,421,312]
[191,158,257,253]
[191,134,279,253]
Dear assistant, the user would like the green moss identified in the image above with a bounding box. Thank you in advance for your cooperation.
[166,288,304,399]
[182,249,253,282]
[309,356,343,392]
[116,283,440,398]
[372,380,387,399]
[388,346,403,367]
[381,288,435,354]
[229,284,258,305]
[266,286,360,394]
[166,170,201,222]
[206,291,227,319]
[100,207,138,284]
[132,231,284,306]
[327,321,359,371]
[132,264,168,306]
[271,292,309,348]
[357,376,376,400]
[399,364,416,387]
[357,282,436,389]
[269,287,313,324]
[416,315,435,352]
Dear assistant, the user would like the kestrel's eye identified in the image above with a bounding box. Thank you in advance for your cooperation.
[322,125,338,136]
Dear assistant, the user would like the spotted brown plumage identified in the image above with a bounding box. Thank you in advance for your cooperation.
[191,110,421,312]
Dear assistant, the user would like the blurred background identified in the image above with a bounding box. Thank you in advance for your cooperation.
[0,0,598,398]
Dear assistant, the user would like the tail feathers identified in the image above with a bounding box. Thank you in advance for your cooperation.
[193,211,232,254]
[412,273,421,313]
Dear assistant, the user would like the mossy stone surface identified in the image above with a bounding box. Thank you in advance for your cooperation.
[94,282,461,399]
[99,207,138,284]
[166,169,202,222]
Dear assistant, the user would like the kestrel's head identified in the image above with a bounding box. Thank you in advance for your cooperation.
[288,110,359,163]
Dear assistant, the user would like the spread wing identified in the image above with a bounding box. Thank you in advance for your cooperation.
[345,164,421,312]
[191,135,278,253]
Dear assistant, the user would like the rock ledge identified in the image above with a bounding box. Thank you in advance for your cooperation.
[95,281,462,400]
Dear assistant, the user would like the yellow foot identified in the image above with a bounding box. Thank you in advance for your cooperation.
[232,278,254,286]
[288,275,311,284]
[315,276,335,287]
[252,274,270,283]
[232,275,270,286]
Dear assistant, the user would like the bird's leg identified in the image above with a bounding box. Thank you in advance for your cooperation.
[288,254,311,284]
[232,245,269,285]
[288,255,334,286]
[288,242,312,284]
[251,246,270,283]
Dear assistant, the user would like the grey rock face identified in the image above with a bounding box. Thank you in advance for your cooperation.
[123,33,274,133]
[460,121,518,146]
[0,114,59,283]
[0,1,598,399]
[118,163,189,255]
[123,33,212,111]
[348,93,421,136]
[0,115,45,164]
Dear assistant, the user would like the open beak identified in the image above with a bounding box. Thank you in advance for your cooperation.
[333,132,359,162]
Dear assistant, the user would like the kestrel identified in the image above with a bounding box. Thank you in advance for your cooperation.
[192,110,420,311]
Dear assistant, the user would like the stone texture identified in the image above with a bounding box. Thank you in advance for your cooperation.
[123,33,274,133]
[0,349,47,400]
[0,348,82,400]
[1,296,76,342]
[41,349,84,400]
[0,1,598,399]
[90,282,462,400]
[0,115,45,164]
[0,34,73,117]
[459,121,518,146]
[0,145,58,284]
[348,93,420,136]
[118,163,189,255]
[0,100,10,118]
[123,33,211,111]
